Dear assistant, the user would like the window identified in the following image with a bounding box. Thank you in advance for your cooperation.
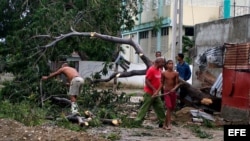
[152,0,158,9]
[161,27,169,36]
[142,0,150,11]
[185,27,194,36]
[139,31,149,39]
[165,0,171,5]
[151,27,168,37]
[151,30,157,37]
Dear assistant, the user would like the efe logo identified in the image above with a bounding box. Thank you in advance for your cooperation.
[224,125,249,141]
[228,129,246,136]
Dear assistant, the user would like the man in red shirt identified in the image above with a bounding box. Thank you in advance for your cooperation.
[135,57,166,127]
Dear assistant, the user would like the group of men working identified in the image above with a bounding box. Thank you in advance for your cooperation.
[135,51,191,130]
[41,51,191,130]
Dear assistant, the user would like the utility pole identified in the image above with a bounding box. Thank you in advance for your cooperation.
[171,0,183,61]
[179,0,183,54]
[171,0,177,61]
[233,0,236,17]
[157,0,163,52]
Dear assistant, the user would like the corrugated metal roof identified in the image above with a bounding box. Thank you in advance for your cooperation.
[224,43,250,70]
[210,72,222,98]
[195,46,224,69]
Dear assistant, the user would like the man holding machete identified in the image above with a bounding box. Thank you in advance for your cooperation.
[42,63,84,115]
[134,57,166,127]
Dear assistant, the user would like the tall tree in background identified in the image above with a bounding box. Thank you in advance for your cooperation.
[0,0,139,102]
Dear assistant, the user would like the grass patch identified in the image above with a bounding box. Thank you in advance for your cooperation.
[187,124,213,139]
[0,100,47,126]
[107,133,121,141]
[203,118,215,128]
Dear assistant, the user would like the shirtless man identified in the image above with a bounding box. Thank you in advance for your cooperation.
[153,60,179,130]
[42,63,84,114]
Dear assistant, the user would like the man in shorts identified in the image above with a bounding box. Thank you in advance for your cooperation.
[42,63,84,114]
[154,60,179,130]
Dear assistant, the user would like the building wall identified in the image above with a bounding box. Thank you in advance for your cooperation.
[183,6,220,26]
[79,61,146,88]
[121,34,139,63]
[123,0,222,64]
[78,61,192,87]
[193,14,250,87]
[122,30,170,64]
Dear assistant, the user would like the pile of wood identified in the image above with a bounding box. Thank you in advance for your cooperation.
[50,96,122,127]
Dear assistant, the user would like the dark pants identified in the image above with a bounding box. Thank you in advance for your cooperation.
[135,93,165,125]
[178,87,187,108]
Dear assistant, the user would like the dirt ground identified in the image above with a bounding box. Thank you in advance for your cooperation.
[0,75,224,141]
[0,107,224,141]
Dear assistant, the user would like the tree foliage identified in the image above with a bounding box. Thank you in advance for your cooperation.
[0,0,139,103]
[182,36,195,64]
[183,36,195,53]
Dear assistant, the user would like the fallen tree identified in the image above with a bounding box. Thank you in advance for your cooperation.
[34,28,152,81]
[35,28,221,111]
[179,79,221,112]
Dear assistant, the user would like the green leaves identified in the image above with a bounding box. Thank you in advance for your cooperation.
[182,36,195,64]
[0,0,138,103]
[182,36,194,53]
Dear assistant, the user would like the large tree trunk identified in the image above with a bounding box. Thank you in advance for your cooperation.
[178,79,221,112]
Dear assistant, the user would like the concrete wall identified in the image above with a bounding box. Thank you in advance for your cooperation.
[183,6,220,26]
[193,14,250,87]
[79,61,147,88]
[121,34,139,63]
[138,1,171,24]
[79,61,193,88]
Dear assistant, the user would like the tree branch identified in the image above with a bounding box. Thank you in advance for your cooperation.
[35,28,153,83]
[93,69,147,83]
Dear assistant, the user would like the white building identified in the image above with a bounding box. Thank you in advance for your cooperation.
[121,0,250,64]
[78,0,250,87]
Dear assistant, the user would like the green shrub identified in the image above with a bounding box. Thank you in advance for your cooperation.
[188,124,213,139]
[0,100,47,126]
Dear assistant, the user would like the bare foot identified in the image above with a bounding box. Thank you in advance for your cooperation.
[162,126,171,130]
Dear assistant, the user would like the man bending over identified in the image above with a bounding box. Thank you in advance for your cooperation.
[42,63,84,115]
